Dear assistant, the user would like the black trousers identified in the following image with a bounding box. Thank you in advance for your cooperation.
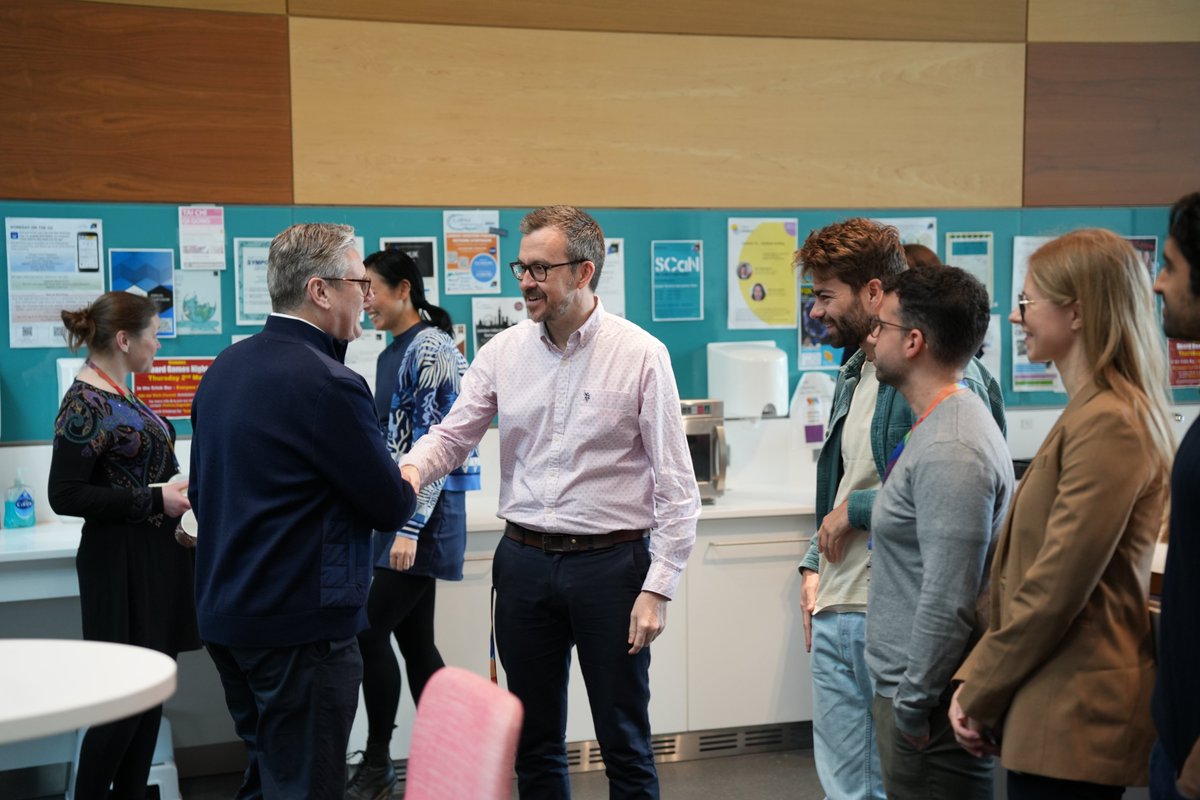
[493,535,658,800]
[72,705,163,800]
[207,637,362,800]
[357,568,443,742]
[1008,770,1125,800]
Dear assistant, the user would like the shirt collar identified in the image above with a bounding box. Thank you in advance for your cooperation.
[540,296,605,354]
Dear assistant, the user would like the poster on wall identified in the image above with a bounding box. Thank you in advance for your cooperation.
[132,357,213,419]
[110,248,176,338]
[727,217,798,329]
[1169,339,1200,387]
[178,206,226,270]
[875,216,938,252]
[472,297,525,356]
[5,217,106,349]
[174,270,222,335]
[1124,235,1158,278]
[380,236,440,306]
[595,238,626,318]
[234,237,272,325]
[651,240,703,322]
[444,210,501,295]
[946,232,995,305]
[798,285,842,369]
[1011,235,1062,392]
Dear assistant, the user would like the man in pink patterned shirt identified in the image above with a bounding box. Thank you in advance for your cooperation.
[401,205,700,799]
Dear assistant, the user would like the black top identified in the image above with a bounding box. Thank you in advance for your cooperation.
[1153,420,1200,771]
[48,381,200,658]
[372,322,429,431]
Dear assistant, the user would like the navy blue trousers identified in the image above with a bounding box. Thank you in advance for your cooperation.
[206,637,362,800]
[493,535,659,800]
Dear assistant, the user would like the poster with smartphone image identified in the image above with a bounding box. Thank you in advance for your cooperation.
[5,217,106,348]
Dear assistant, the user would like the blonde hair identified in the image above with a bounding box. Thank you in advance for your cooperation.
[1028,228,1174,470]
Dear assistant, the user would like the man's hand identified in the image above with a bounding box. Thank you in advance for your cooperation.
[400,464,421,495]
[800,568,819,652]
[817,500,859,564]
[949,684,1000,758]
[390,535,417,572]
[628,591,668,655]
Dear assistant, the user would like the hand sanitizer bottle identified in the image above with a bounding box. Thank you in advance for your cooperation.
[4,469,36,529]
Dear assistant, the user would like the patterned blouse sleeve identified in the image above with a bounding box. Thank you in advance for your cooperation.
[399,333,459,538]
[47,386,161,522]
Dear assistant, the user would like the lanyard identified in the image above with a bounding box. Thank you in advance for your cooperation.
[86,360,175,454]
[881,381,969,484]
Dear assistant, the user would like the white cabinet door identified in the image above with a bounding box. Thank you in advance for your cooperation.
[685,515,813,731]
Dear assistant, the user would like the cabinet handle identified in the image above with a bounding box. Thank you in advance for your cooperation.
[464,554,495,563]
[707,537,811,549]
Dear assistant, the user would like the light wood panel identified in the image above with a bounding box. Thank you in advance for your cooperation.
[289,0,1026,42]
[1024,43,1200,207]
[290,18,1025,209]
[0,0,293,204]
[79,0,284,12]
[1029,0,1200,42]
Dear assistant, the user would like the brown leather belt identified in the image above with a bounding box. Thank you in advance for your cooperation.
[503,522,648,553]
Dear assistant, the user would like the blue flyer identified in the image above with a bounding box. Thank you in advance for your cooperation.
[109,248,176,337]
[651,240,703,322]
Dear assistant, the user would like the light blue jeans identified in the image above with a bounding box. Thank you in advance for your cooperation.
[811,610,885,800]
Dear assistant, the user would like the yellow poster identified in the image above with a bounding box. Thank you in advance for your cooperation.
[727,218,798,329]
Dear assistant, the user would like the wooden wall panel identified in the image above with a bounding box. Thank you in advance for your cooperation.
[291,18,1025,209]
[289,0,1026,43]
[1024,43,1200,207]
[79,0,284,12]
[1029,0,1200,42]
[0,0,292,204]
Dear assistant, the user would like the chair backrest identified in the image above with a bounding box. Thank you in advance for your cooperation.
[405,666,524,800]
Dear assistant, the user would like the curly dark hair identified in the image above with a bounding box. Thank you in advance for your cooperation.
[794,218,906,290]
[1169,192,1200,295]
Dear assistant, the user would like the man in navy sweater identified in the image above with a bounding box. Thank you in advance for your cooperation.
[1151,191,1200,800]
[190,223,416,799]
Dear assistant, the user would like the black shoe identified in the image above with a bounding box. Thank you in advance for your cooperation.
[346,750,397,800]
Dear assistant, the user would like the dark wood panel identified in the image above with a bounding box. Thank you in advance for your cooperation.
[0,0,292,204]
[1024,43,1200,207]
[289,0,1026,43]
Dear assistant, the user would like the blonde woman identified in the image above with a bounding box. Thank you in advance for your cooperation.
[950,229,1173,799]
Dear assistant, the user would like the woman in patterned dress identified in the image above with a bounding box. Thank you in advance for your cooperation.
[345,249,480,800]
[49,292,200,800]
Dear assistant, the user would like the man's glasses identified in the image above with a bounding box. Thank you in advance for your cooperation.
[327,277,373,297]
[509,260,583,282]
[1016,292,1046,324]
[869,316,910,336]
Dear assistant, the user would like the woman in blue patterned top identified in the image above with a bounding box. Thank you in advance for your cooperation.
[49,292,200,800]
[347,249,480,800]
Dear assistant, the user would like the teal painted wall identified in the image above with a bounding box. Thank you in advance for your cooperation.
[2,200,1193,443]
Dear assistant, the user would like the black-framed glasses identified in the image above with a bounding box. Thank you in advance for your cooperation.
[509,259,583,282]
[327,277,373,297]
[869,316,910,336]
[1016,292,1046,324]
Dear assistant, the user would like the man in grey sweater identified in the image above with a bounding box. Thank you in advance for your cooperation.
[864,266,1013,799]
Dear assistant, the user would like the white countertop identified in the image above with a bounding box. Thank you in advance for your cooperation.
[0,486,814,563]
[0,639,176,745]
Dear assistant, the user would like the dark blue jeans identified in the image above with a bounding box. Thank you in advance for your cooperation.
[493,535,658,800]
[206,637,362,800]
[1151,740,1190,800]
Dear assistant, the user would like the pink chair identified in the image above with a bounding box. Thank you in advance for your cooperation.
[405,666,524,800]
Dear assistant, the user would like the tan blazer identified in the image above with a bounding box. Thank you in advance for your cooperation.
[955,384,1166,786]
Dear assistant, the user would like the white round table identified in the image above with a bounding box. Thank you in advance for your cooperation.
[0,639,176,745]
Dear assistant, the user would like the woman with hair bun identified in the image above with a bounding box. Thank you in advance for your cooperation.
[49,291,200,800]
[345,249,480,800]
[950,229,1173,799]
